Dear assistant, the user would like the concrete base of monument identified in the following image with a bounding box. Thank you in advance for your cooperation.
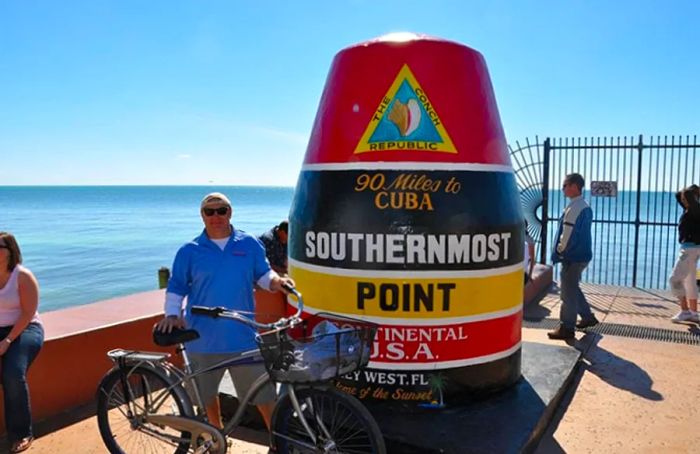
[217,341,580,454]
[366,341,581,454]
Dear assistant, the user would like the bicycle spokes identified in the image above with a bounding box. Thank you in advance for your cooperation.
[272,388,385,454]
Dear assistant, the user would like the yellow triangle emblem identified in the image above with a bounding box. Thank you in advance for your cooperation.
[354,64,456,154]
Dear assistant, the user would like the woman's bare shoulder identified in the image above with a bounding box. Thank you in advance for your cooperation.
[18,267,39,287]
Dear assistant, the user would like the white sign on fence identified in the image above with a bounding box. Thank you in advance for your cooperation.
[591,181,618,197]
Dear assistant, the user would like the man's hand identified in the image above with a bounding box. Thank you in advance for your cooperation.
[270,275,296,293]
[155,315,186,333]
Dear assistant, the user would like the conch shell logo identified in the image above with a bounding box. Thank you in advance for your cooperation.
[354,64,457,153]
[388,99,422,137]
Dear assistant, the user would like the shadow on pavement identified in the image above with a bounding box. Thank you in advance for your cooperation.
[632,302,668,309]
[533,337,588,454]
[524,303,553,321]
[534,331,663,453]
[581,334,663,402]
[228,426,269,447]
[535,435,567,454]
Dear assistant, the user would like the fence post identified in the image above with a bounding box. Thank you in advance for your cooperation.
[632,134,644,287]
[540,138,551,264]
[158,267,170,289]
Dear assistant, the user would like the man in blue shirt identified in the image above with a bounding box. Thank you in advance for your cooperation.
[548,174,597,340]
[155,192,294,428]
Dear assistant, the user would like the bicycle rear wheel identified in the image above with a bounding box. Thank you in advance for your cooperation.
[271,387,386,454]
[96,365,194,454]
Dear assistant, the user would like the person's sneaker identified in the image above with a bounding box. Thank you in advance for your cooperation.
[688,311,700,323]
[671,310,694,323]
[547,326,575,340]
[576,316,600,329]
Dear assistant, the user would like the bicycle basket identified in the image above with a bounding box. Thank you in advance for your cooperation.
[256,313,377,384]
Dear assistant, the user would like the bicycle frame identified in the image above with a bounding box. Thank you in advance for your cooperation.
[108,342,326,450]
[105,287,327,451]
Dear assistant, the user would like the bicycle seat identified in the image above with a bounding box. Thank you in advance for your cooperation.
[152,327,200,347]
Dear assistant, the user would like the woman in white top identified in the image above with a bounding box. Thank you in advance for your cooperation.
[0,232,43,453]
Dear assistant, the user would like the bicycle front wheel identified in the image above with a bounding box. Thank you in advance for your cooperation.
[271,387,386,454]
[96,365,194,454]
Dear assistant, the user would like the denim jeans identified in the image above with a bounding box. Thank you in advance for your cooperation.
[559,261,593,330]
[1,322,44,443]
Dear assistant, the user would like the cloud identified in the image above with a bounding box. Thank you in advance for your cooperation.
[176,154,191,160]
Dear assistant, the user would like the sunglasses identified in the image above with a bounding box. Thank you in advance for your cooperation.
[203,207,229,217]
[0,245,7,249]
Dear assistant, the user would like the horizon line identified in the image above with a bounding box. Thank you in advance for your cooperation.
[0,183,296,188]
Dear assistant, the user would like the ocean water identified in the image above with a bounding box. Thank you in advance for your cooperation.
[541,189,683,290]
[0,186,684,313]
[0,186,293,312]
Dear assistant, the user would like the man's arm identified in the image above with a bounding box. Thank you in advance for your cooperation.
[556,210,575,254]
[557,201,588,255]
[551,222,564,263]
[269,273,295,292]
[562,208,592,259]
[255,264,295,292]
[156,247,190,333]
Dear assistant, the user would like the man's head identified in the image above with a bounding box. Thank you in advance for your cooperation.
[200,192,232,238]
[276,220,289,245]
[562,173,585,198]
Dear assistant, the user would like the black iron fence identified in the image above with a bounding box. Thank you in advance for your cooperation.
[510,135,700,289]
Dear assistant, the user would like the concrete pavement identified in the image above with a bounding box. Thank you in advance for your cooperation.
[531,284,700,453]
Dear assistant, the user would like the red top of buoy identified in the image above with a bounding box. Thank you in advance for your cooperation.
[303,33,509,166]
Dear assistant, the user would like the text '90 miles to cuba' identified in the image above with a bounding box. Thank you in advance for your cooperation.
[354,172,462,211]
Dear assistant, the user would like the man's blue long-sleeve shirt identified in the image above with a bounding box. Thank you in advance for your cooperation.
[167,228,271,354]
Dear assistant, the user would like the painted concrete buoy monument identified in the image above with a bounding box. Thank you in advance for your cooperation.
[289,33,524,407]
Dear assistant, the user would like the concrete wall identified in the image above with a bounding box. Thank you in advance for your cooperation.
[524,264,553,305]
[0,289,287,435]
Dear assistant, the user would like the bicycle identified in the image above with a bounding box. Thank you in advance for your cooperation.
[95,287,386,454]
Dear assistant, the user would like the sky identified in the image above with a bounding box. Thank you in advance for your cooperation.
[1,1,698,186]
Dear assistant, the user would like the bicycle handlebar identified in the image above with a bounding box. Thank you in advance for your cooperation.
[191,286,304,331]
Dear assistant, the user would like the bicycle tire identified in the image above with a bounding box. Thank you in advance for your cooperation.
[271,387,386,454]
[96,364,194,454]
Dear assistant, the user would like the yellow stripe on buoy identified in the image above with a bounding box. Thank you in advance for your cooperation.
[289,264,523,321]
